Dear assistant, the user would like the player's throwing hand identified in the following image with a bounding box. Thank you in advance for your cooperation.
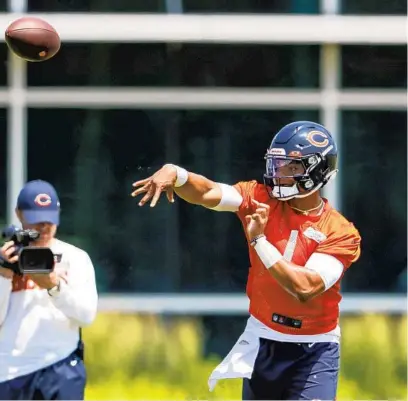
[131,164,177,207]
[245,199,270,241]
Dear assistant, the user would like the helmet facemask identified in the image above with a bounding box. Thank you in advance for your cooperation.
[263,149,338,201]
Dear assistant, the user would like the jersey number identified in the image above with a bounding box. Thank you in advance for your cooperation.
[283,230,299,262]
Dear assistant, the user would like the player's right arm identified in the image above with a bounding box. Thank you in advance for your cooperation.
[131,164,243,211]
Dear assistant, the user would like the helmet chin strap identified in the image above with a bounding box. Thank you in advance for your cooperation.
[271,169,339,201]
[272,183,299,200]
[272,182,323,201]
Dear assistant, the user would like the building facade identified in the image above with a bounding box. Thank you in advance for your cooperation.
[1,0,406,294]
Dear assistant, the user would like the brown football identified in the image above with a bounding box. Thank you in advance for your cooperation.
[5,17,60,62]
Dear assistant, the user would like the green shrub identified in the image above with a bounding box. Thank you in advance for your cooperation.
[83,313,407,400]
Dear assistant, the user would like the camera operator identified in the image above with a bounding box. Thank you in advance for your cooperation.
[0,180,98,400]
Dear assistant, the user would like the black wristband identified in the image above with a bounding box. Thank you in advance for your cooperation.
[250,234,266,247]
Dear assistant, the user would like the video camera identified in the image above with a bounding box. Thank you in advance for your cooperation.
[1,225,54,275]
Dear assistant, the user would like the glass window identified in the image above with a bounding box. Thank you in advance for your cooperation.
[27,108,318,293]
[0,109,7,226]
[341,0,407,15]
[341,45,407,88]
[27,0,319,13]
[183,0,319,14]
[341,110,407,293]
[0,46,8,87]
[27,43,319,88]
[27,0,165,12]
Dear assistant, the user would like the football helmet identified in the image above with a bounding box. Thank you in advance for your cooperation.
[264,121,338,201]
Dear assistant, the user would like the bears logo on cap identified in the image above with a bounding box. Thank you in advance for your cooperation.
[34,193,52,207]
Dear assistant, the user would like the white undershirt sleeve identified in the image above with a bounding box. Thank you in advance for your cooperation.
[206,183,243,212]
[305,253,344,290]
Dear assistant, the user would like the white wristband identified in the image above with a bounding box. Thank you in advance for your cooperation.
[172,165,189,187]
[254,237,282,269]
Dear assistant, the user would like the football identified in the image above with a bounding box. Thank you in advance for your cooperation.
[5,17,60,62]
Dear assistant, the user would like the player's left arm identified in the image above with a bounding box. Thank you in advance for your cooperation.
[247,201,361,303]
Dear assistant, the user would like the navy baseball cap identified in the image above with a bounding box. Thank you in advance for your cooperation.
[16,180,60,225]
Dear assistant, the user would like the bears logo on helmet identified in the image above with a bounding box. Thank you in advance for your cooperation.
[306,130,330,148]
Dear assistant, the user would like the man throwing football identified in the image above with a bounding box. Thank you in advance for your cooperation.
[131,121,361,400]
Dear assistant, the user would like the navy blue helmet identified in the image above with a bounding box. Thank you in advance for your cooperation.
[264,121,338,200]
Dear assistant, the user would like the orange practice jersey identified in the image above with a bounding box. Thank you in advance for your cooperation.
[234,180,361,335]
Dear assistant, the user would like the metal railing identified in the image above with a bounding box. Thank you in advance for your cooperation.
[98,293,408,314]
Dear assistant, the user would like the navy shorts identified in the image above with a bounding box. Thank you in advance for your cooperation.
[0,350,86,400]
[242,338,339,400]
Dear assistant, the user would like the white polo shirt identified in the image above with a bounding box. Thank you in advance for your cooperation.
[0,239,98,382]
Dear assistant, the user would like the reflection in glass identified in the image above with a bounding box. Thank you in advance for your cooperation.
[27,43,319,88]
[28,0,164,12]
[341,0,406,15]
[342,45,407,88]
[341,110,407,293]
[0,109,7,226]
[183,0,319,14]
